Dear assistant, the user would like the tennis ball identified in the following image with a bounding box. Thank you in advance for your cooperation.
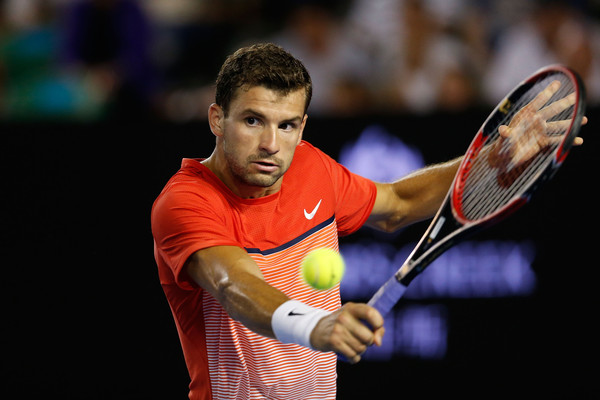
[301,248,345,290]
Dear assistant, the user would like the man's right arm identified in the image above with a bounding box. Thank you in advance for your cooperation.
[185,245,289,338]
[185,245,384,363]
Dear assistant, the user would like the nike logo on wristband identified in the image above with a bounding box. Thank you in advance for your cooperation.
[288,310,305,316]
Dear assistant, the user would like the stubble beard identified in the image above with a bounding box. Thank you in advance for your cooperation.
[224,148,285,188]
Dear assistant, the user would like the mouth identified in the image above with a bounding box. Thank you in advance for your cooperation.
[252,159,279,173]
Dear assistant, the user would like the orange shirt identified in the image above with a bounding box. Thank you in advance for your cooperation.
[151,141,376,399]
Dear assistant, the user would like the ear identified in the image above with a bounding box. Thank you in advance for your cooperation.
[297,114,308,145]
[208,103,224,137]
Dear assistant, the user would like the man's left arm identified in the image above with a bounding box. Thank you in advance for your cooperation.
[366,157,462,233]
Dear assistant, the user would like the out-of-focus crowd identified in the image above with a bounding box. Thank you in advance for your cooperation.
[0,0,598,122]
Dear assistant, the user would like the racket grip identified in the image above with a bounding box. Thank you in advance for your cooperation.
[367,275,408,318]
[338,277,407,363]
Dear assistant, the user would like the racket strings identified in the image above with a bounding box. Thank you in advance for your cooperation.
[459,73,575,221]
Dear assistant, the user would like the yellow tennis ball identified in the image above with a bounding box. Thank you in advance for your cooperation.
[301,248,345,290]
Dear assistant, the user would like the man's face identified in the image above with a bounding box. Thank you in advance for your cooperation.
[211,85,307,198]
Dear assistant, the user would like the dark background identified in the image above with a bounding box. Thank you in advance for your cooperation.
[2,107,597,399]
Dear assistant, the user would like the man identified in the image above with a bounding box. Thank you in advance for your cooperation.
[152,43,576,399]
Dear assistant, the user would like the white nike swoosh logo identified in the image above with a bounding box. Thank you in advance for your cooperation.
[304,199,322,220]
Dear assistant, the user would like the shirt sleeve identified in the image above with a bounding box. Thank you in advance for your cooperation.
[151,183,241,289]
[309,145,377,236]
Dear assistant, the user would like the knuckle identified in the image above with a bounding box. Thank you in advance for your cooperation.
[331,322,345,336]
[330,336,343,350]
[356,343,368,354]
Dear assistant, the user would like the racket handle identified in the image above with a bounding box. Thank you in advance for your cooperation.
[367,275,407,318]
[338,276,407,363]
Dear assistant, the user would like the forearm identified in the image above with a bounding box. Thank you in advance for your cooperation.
[186,246,289,338]
[186,246,384,360]
[368,157,462,232]
[219,270,289,337]
[393,157,461,220]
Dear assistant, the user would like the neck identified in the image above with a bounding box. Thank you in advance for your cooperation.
[202,154,280,199]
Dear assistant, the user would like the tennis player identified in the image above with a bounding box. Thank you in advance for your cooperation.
[150,43,471,400]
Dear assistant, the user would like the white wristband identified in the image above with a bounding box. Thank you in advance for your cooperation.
[271,300,331,349]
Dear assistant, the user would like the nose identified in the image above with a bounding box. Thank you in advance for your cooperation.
[259,125,280,155]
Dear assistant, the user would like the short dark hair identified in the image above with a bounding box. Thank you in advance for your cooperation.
[215,43,313,116]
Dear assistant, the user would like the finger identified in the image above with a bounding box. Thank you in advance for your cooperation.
[544,115,586,138]
[336,337,365,364]
[333,318,371,362]
[530,80,561,111]
[336,303,382,346]
[546,120,572,134]
[336,340,362,364]
[498,125,510,138]
[372,326,385,347]
[538,134,582,148]
[543,135,563,147]
[538,92,576,121]
[340,315,377,348]
[347,303,384,332]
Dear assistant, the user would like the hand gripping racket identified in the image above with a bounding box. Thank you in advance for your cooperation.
[367,65,586,318]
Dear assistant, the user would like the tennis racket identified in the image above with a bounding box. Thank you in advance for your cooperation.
[367,64,586,318]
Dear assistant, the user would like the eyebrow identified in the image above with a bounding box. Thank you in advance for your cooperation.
[243,108,303,124]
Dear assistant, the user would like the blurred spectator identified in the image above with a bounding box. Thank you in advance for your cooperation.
[0,0,101,120]
[379,0,478,113]
[265,1,376,116]
[1,0,597,122]
[483,0,600,105]
[59,0,158,121]
[347,0,479,114]
[143,0,270,121]
[144,0,229,90]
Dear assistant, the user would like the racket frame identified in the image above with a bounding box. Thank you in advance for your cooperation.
[369,64,585,315]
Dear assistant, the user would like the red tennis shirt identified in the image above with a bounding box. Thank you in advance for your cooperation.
[151,141,377,399]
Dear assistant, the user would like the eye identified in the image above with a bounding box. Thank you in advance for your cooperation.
[279,122,295,131]
[245,117,261,126]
